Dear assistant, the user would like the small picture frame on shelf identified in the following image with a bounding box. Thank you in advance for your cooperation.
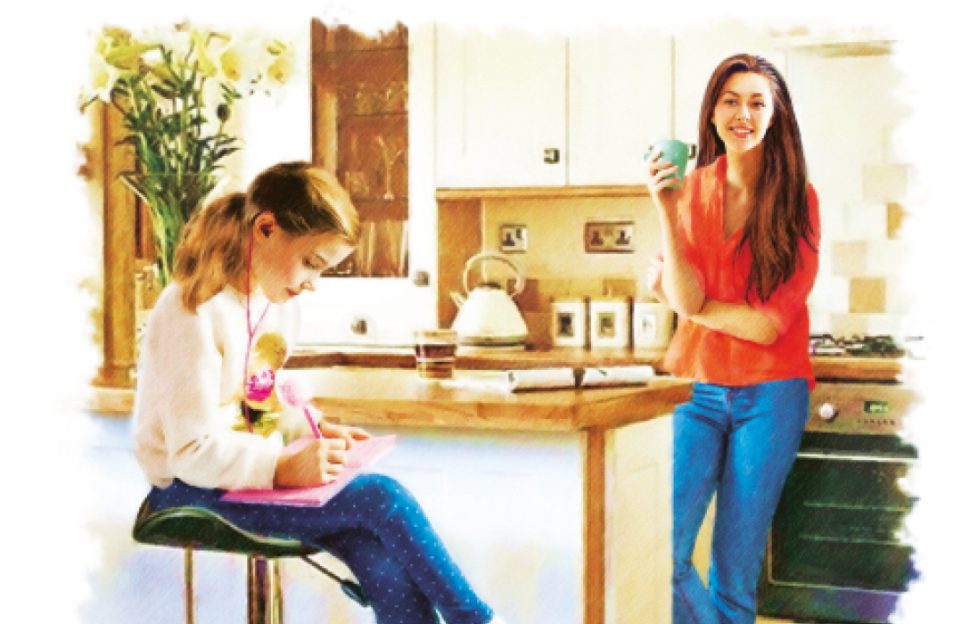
[551,298,587,348]
[589,297,631,349]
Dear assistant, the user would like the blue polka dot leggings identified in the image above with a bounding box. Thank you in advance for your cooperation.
[146,474,495,624]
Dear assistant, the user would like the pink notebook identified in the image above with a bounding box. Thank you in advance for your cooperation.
[221,434,397,507]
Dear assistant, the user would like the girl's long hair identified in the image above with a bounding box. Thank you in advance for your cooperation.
[696,53,817,303]
[174,162,361,311]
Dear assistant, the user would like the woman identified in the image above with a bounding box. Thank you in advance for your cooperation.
[133,162,504,624]
[644,54,819,624]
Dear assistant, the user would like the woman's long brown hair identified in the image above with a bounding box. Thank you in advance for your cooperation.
[173,162,361,311]
[696,53,817,303]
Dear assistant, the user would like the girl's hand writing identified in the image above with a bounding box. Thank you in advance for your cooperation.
[318,421,371,449]
[274,438,348,487]
[644,147,682,217]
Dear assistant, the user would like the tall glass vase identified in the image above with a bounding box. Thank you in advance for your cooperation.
[125,172,220,288]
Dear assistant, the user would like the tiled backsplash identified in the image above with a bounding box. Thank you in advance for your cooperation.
[817,161,915,338]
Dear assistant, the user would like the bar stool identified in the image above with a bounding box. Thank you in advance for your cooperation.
[132,498,369,624]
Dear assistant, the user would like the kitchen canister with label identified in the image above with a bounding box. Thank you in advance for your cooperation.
[589,296,631,349]
[632,299,675,349]
[551,297,588,347]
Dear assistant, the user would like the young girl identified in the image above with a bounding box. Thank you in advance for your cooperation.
[644,54,819,624]
[133,161,504,624]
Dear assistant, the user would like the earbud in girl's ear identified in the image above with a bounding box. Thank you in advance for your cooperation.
[260,223,273,238]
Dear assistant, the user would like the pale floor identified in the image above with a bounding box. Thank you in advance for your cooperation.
[83,409,424,622]
[81,409,587,623]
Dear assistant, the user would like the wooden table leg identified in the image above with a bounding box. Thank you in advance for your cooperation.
[584,427,606,624]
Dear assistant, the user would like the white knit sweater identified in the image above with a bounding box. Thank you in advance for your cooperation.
[133,283,307,490]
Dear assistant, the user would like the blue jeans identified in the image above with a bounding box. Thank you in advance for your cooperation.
[147,473,494,624]
[672,379,809,624]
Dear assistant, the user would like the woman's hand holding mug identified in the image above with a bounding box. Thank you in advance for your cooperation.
[644,140,690,218]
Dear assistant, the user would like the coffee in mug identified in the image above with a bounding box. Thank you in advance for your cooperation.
[414,329,458,380]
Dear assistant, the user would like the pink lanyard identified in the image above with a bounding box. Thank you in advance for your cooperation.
[241,229,271,432]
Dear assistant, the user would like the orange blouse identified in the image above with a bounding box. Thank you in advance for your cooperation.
[663,155,820,390]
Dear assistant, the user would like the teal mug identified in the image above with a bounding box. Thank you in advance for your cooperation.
[644,139,691,188]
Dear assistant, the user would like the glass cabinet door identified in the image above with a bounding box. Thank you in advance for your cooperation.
[312,20,409,278]
[303,20,437,346]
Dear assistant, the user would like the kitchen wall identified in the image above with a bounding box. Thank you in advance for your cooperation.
[480,46,917,346]
[481,195,662,344]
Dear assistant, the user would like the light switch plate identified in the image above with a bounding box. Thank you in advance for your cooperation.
[499,223,528,252]
[585,220,635,253]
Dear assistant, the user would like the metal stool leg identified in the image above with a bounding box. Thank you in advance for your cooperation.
[269,560,283,624]
[247,556,283,624]
[183,548,196,624]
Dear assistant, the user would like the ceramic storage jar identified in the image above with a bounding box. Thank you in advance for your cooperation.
[589,296,631,349]
[551,297,589,348]
[632,299,675,350]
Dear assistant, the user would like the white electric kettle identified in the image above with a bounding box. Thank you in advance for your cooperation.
[450,253,529,346]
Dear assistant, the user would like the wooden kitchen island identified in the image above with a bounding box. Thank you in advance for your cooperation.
[291,367,692,624]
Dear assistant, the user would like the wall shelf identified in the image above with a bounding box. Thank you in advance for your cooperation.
[435,185,649,201]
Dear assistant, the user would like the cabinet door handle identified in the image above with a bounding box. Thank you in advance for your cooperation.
[350,317,369,335]
[543,148,560,164]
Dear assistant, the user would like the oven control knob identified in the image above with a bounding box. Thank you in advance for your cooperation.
[818,402,839,421]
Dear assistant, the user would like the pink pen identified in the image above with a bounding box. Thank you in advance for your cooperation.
[279,378,323,439]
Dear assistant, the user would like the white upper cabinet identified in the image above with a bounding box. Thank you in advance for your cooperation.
[434,27,567,187]
[434,27,673,188]
[567,30,672,185]
[433,26,791,188]
[673,26,786,148]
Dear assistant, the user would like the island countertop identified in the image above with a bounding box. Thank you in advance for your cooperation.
[294,367,692,432]
[287,365,688,623]
[287,346,905,383]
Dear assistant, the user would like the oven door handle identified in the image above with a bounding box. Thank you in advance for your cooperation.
[796,450,917,464]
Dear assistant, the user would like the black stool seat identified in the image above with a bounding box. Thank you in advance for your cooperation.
[132,497,370,618]
[132,499,317,558]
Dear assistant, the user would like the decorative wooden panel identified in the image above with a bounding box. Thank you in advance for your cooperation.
[311,19,409,277]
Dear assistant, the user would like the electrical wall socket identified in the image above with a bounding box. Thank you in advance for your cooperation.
[585,220,635,253]
[499,223,528,252]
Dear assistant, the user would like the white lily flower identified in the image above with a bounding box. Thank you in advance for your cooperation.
[143,24,193,59]
[96,26,133,55]
[191,29,219,78]
[261,40,296,86]
[89,51,120,103]
[219,34,262,86]
[102,38,154,72]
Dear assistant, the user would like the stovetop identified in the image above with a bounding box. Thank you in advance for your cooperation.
[809,334,911,358]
